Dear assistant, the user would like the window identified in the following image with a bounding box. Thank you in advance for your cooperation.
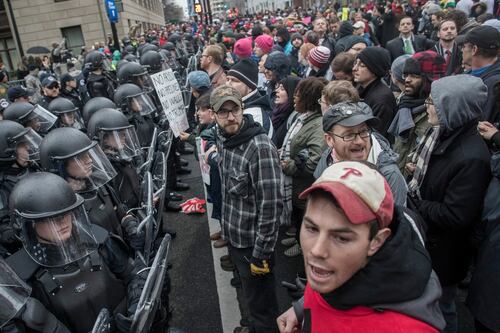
[0,38,18,72]
[61,26,85,56]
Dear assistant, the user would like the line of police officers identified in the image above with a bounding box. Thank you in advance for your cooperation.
[0,34,197,332]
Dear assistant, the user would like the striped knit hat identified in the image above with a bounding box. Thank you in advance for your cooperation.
[227,59,258,90]
[308,46,331,69]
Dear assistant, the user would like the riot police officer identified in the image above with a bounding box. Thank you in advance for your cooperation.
[3,102,57,136]
[116,62,151,88]
[0,257,71,332]
[82,96,117,125]
[113,83,156,148]
[87,108,142,211]
[48,97,85,130]
[85,51,116,100]
[0,120,42,253]
[39,127,125,236]
[140,50,170,75]
[7,172,147,333]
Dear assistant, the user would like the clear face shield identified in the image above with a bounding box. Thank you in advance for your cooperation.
[102,58,113,71]
[51,142,117,193]
[0,258,31,328]
[22,105,57,134]
[9,128,42,166]
[18,202,99,267]
[99,126,142,162]
[127,92,157,116]
[58,110,85,130]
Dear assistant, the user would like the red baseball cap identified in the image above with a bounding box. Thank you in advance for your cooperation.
[299,161,394,228]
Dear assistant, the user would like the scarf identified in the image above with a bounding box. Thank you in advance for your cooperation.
[272,101,293,129]
[222,115,266,149]
[280,111,314,225]
[388,95,426,138]
[408,126,441,199]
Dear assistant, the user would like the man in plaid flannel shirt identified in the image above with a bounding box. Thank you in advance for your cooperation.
[210,85,282,333]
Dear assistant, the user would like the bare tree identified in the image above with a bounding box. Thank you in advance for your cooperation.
[163,1,185,22]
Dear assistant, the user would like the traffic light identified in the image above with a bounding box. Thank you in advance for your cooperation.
[194,3,202,13]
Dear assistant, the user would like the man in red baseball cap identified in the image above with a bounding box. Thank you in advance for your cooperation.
[277,161,445,333]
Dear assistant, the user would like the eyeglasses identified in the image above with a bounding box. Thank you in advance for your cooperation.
[317,98,327,104]
[330,128,371,142]
[424,98,434,108]
[216,106,242,119]
[200,54,210,58]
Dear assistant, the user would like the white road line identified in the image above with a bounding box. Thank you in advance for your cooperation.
[206,203,241,333]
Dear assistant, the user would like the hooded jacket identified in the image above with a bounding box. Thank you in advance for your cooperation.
[414,75,491,286]
[243,90,274,138]
[314,132,407,206]
[302,206,445,332]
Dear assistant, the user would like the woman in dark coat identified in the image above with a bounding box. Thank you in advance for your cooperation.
[271,76,301,149]
[408,75,491,333]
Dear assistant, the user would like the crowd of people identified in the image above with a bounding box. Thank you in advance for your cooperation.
[0,0,499,332]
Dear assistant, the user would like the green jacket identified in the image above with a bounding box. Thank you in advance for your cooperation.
[393,111,430,177]
[282,112,325,210]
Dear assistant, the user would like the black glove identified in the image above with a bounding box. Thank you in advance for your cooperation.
[121,216,145,251]
[115,313,133,333]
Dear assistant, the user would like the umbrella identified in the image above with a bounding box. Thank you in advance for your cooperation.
[26,46,50,54]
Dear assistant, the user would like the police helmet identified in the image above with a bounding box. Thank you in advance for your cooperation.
[82,97,117,124]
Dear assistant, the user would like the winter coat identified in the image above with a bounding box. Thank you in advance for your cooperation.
[393,106,430,175]
[282,112,324,210]
[467,152,500,332]
[302,206,445,333]
[358,79,397,139]
[414,75,491,286]
[314,132,407,206]
[477,59,500,124]
[242,90,274,138]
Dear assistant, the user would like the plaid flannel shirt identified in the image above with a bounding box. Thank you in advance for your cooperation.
[216,132,283,260]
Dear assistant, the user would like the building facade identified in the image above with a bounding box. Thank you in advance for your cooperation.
[2,0,165,74]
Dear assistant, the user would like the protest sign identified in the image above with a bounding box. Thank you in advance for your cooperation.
[150,69,189,137]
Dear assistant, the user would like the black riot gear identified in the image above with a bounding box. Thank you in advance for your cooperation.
[123,53,138,62]
[87,109,142,162]
[9,172,100,267]
[116,62,151,87]
[114,83,156,116]
[140,50,170,74]
[7,172,146,333]
[162,42,176,51]
[48,97,84,130]
[139,43,159,56]
[39,127,117,193]
[82,97,117,124]
[3,102,57,135]
[122,36,131,46]
[124,44,135,54]
[88,109,142,211]
[84,51,104,71]
[0,120,42,163]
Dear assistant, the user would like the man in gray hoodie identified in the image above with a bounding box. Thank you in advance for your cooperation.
[314,102,407,206]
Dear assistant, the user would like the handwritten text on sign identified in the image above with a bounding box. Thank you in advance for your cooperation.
[150,69,189,137]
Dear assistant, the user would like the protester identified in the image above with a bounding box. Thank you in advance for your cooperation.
[389,51,447,174]
[353,47,396,138]
[210,85,282,333]
[226,59,274,136]
[407,75,491,333]
[280,77,326,258]
[271,76,301,149]
[386,16,435,61]
[277,161,445,333]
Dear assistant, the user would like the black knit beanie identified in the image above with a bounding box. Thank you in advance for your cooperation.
[227,58,259,90]
[357,47,391,78]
